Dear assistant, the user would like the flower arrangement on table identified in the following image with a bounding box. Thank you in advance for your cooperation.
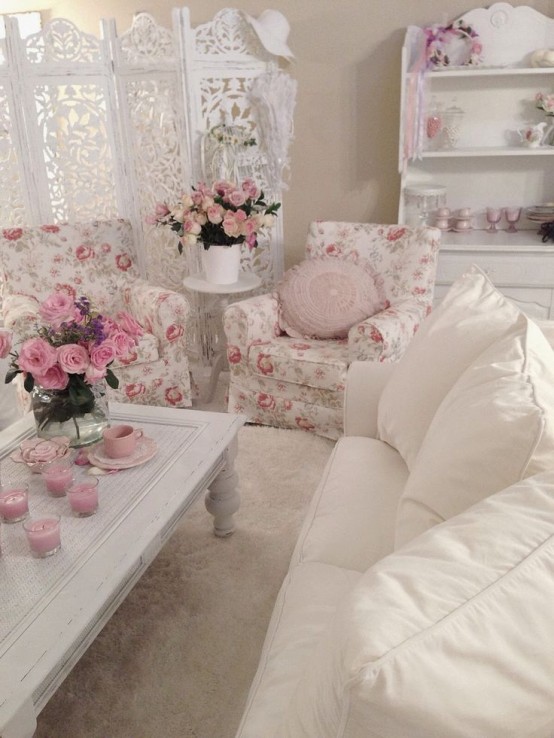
[423,19,482,69]
[0,292,143,440]
[148,178,281,253]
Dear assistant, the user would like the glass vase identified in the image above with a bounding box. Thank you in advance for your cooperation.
[31,382,109,448]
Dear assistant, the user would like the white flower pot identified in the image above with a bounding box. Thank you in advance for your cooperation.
[202,243,241,285]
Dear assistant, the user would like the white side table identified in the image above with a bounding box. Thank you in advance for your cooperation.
[183,272,261,402]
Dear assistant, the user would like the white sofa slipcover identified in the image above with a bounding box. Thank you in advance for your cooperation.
[235,267,554,738]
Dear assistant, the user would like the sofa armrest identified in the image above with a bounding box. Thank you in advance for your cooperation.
[348,297,431,363]
[223,292,280,352]
[119,280,190,358]
[344,361,395,438]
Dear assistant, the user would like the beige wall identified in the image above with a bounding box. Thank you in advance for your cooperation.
[3,1,552,268]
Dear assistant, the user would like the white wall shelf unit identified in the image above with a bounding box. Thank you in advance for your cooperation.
[398,3,554,315]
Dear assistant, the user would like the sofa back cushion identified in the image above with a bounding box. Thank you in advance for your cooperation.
[395,313,554,547]
[377,266,523,468]
[277,473,554,738]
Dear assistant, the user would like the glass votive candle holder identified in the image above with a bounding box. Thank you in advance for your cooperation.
[23,514,61,558]
[41,460,74,497]
[0,483,30,523]
[67,478,99,517]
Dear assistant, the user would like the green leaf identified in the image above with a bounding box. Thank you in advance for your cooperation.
[23,373,35,393]
[105,368,119,390]
[5,368,20,384]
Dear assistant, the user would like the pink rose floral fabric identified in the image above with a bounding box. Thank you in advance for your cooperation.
[224,221,440,439]
[0,219,192,409]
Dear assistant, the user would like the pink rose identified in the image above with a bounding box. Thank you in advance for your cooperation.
[116,311,143,338]
[256,354,274,376]
[295,417,315,432]
[165,324,184,343]
[34,363,69,390]
[109,330,136,359]
[206,204,224,224]
[257,393,276,411]
[227,189,246,207]
[76,244,94,260]
[2,228,22,241]
[125,383,145,398]
[0,329,12,359]
[227,345,241,364]
[89,339,117,369]
[115,254,132,271]
[39,292,75,328]
[85,364,107,383]
[57,343,90,374]
[18,338,58,375]
[165,387,183,406]
[241,178,259,199]
[40,224,60,233]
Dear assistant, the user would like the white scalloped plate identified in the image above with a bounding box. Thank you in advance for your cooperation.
[87,436,158,470]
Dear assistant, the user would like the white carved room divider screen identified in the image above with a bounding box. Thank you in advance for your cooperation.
[0,7,289,360]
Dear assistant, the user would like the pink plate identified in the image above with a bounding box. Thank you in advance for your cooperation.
[87,436,158,470]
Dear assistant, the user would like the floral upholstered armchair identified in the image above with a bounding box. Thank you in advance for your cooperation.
[0,219,192,409]
[224,221,441,439]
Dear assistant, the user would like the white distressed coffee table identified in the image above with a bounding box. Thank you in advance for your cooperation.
[0,402,245,738]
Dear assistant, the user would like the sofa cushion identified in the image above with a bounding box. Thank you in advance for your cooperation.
[248,337,349,391]
[277,258,384,340]
[290,436,408,572]
[235,561,361,738]
[277,473,554,738]
[377,266,522,468]
[395,314,554,547]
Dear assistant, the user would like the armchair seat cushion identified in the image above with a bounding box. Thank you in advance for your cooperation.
[248,338,349,391]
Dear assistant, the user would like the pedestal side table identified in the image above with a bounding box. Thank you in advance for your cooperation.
[183,272,261,402]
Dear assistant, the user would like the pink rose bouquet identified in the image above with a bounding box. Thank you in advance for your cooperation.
[4,292,143,432]
[147,178,280,253]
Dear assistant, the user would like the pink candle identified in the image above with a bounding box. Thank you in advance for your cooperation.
[41,462,74,497]
[0,485,29,523]
[67,480,99,517]
[23,516,61,557]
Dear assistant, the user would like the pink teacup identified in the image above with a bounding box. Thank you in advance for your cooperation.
[102,425,144,459]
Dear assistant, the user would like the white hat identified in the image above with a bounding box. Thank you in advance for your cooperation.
[244,9,294,61]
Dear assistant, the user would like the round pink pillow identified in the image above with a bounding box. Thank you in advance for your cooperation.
[276,258,385,340]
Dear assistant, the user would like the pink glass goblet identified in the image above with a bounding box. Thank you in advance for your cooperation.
[486,207,502,233]
[503,207,521,233]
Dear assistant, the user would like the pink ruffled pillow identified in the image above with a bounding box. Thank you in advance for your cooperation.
[276,258,385,340]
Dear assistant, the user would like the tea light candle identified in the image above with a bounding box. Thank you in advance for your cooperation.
[23,515,61,557]
[0,485,29,523]
[67,479,99,517]
[41,461,74,497]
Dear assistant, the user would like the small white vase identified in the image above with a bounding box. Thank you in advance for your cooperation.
[202,243,241,285]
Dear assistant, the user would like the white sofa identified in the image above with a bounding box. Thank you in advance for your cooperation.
[235,267,554,738]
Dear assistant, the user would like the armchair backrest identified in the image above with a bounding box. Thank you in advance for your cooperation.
[0,219,140,313]
[304,221,441,307]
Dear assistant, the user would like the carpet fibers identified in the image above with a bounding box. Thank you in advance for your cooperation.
[35,424,334,738]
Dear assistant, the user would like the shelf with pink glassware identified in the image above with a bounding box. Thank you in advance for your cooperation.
[438,228,552,251]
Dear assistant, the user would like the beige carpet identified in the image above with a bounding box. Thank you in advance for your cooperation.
[35,423,334,738]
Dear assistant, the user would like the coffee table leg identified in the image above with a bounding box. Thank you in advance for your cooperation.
[205,436,240,537]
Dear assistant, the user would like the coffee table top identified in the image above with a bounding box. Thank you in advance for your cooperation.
[0,403,244,737]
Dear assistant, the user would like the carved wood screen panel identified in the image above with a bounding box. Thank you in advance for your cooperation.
[0,7,288,360]
[0,9,285,277]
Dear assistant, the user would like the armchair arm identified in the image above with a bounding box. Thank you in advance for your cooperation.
[223,292,280,359]
[344,361,395,438]
[118,280,190,361]
[348,297,431,363]
[2,294,40,335]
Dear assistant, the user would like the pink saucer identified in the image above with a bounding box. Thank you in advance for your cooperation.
[87,436,158,470]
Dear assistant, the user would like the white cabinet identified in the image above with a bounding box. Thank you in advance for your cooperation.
[398,4,554,314]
